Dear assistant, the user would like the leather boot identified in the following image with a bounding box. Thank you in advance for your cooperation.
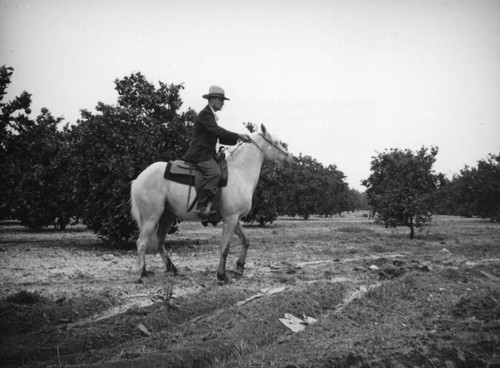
[195,190,216,219]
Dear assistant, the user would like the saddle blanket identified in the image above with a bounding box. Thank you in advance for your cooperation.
[164,160,198,186]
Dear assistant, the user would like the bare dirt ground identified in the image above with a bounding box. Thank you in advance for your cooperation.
[1,213,499,367]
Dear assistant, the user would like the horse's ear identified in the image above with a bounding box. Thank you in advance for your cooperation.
[261,124,267,136]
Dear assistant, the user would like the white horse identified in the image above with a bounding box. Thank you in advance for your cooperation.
[130,124,291,283]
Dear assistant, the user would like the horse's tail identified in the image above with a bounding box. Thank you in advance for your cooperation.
[130,180,143,231]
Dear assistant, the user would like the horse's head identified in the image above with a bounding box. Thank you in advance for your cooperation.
[253,124,292,164]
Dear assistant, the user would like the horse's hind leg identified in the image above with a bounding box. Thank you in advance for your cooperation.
[137,219,160,283]
[157,211,178,275]
[234,221,250,277]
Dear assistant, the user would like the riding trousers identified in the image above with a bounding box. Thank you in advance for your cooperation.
[196,159,221,197]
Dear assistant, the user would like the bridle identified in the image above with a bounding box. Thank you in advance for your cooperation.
[249,133,289,161]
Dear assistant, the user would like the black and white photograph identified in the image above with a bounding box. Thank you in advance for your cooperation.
[1,0,499,367]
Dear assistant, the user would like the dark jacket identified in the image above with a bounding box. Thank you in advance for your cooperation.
[184,105,239,162]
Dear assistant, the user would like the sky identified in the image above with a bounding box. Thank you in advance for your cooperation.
[1,0,499,191]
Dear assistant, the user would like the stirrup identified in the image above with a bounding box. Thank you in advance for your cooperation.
[195,202,215,219]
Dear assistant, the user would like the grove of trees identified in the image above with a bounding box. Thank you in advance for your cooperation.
[436,153,500,222]
[1,66,362,245]
[3,64,497,244]
[363,146,500,239]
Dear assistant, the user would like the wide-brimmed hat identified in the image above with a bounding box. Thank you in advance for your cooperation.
[202,85,230,100]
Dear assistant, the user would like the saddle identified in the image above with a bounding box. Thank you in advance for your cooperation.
[163,158,229,224]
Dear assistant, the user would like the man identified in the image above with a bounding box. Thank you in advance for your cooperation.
[184,85,252,218]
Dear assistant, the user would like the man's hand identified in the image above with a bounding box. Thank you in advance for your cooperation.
[238,134,252,143]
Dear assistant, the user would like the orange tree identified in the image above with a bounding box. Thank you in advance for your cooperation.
[284,155,349,220]
[473,153,500,221]
[67,72,194,244]
[437,152,500,222]
[436,169,477,218]
[1,66,32,221]
[362,146,442,239]
[1,66,75,229]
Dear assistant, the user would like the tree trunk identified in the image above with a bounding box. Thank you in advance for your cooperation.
[409,216,415,239]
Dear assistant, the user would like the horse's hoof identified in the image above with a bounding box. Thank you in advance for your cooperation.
[166,267,178,276]
[217,273,230,284]
[140,270,154,280]
[236,261,245,275]
[137,278,145,284]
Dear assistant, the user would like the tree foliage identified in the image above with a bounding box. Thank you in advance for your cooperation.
[474,153,500,221]
[5,63,499,246]
[66,73,194,243]
[281,154,349,219]
[240,122,352,225]
[437,152,500,222]
[1,66,32,220]
[1,66,74,229]
[1,66,368,242]
[346,189,369,213]
[243,154,352,224]
[362,147,442,239]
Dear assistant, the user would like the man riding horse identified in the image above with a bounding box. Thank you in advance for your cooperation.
[184,86,251,219]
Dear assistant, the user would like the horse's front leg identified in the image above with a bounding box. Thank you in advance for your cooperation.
[234,221,250,277]
[217,216,238,283]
